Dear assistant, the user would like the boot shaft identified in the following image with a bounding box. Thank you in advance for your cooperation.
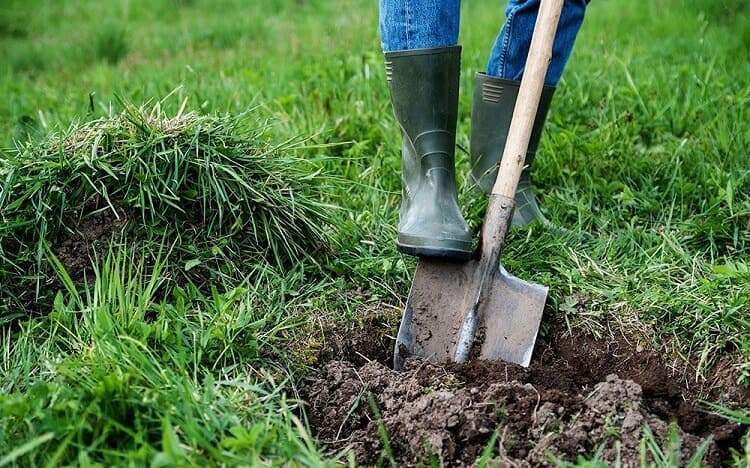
[385,46,461,174]
[384,46,473,259]
[470,73,555,193]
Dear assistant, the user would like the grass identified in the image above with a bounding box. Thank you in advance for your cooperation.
[707,403,750,466]
[639,425,712,468]
[0,99,339,323]
[0,0,748,465]
[2,248,339,464]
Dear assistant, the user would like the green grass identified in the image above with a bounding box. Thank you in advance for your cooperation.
[2,248,336,464]
[0,100,341,327]
[1,0,749,465]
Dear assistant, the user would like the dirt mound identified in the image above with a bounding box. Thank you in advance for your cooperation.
[306,318,747,466]
[309,361,725,466]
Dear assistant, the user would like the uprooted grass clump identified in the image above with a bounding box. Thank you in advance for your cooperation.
[0,101,338,322]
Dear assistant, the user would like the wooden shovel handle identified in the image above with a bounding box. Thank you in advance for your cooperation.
[491,0,564,198]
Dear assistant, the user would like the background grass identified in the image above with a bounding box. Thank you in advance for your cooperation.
[1,0,749,465]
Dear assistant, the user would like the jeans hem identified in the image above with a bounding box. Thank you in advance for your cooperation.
[385,45,462,57]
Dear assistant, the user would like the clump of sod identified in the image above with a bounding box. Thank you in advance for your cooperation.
[0,100,337,320]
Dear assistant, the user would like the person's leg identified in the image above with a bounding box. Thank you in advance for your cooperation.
[471,0,587,226]
[380,1,473,259]
[487,0,587,85]
[379,0,460,52]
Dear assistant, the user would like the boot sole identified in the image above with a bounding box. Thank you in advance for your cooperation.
[397,235,474,261]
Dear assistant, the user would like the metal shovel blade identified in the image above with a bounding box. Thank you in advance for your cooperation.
[477,264,548,366]
[394,258,548,370]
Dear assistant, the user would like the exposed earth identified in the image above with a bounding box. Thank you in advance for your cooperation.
[55,209,128,279]
[307,316,749,466]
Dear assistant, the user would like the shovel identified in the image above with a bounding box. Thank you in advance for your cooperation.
[394,0,564,370]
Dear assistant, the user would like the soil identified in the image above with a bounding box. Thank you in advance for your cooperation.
[54,209,128,279]
[306,315,748,467]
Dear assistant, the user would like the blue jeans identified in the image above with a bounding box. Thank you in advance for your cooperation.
[379,0,587,86]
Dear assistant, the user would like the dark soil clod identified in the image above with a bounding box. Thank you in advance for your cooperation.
[307,317,748,466]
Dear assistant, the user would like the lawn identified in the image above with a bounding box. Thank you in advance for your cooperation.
[1,0,749,465]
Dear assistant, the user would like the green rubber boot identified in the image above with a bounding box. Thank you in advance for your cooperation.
[385,46,473,260]
[470,73,556,226]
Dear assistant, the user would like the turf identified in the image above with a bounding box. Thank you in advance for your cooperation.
[1,0,749,465]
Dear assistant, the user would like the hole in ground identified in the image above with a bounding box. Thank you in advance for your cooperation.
[306,311,748,466]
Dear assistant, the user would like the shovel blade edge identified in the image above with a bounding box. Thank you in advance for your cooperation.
[477,264,548,367]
